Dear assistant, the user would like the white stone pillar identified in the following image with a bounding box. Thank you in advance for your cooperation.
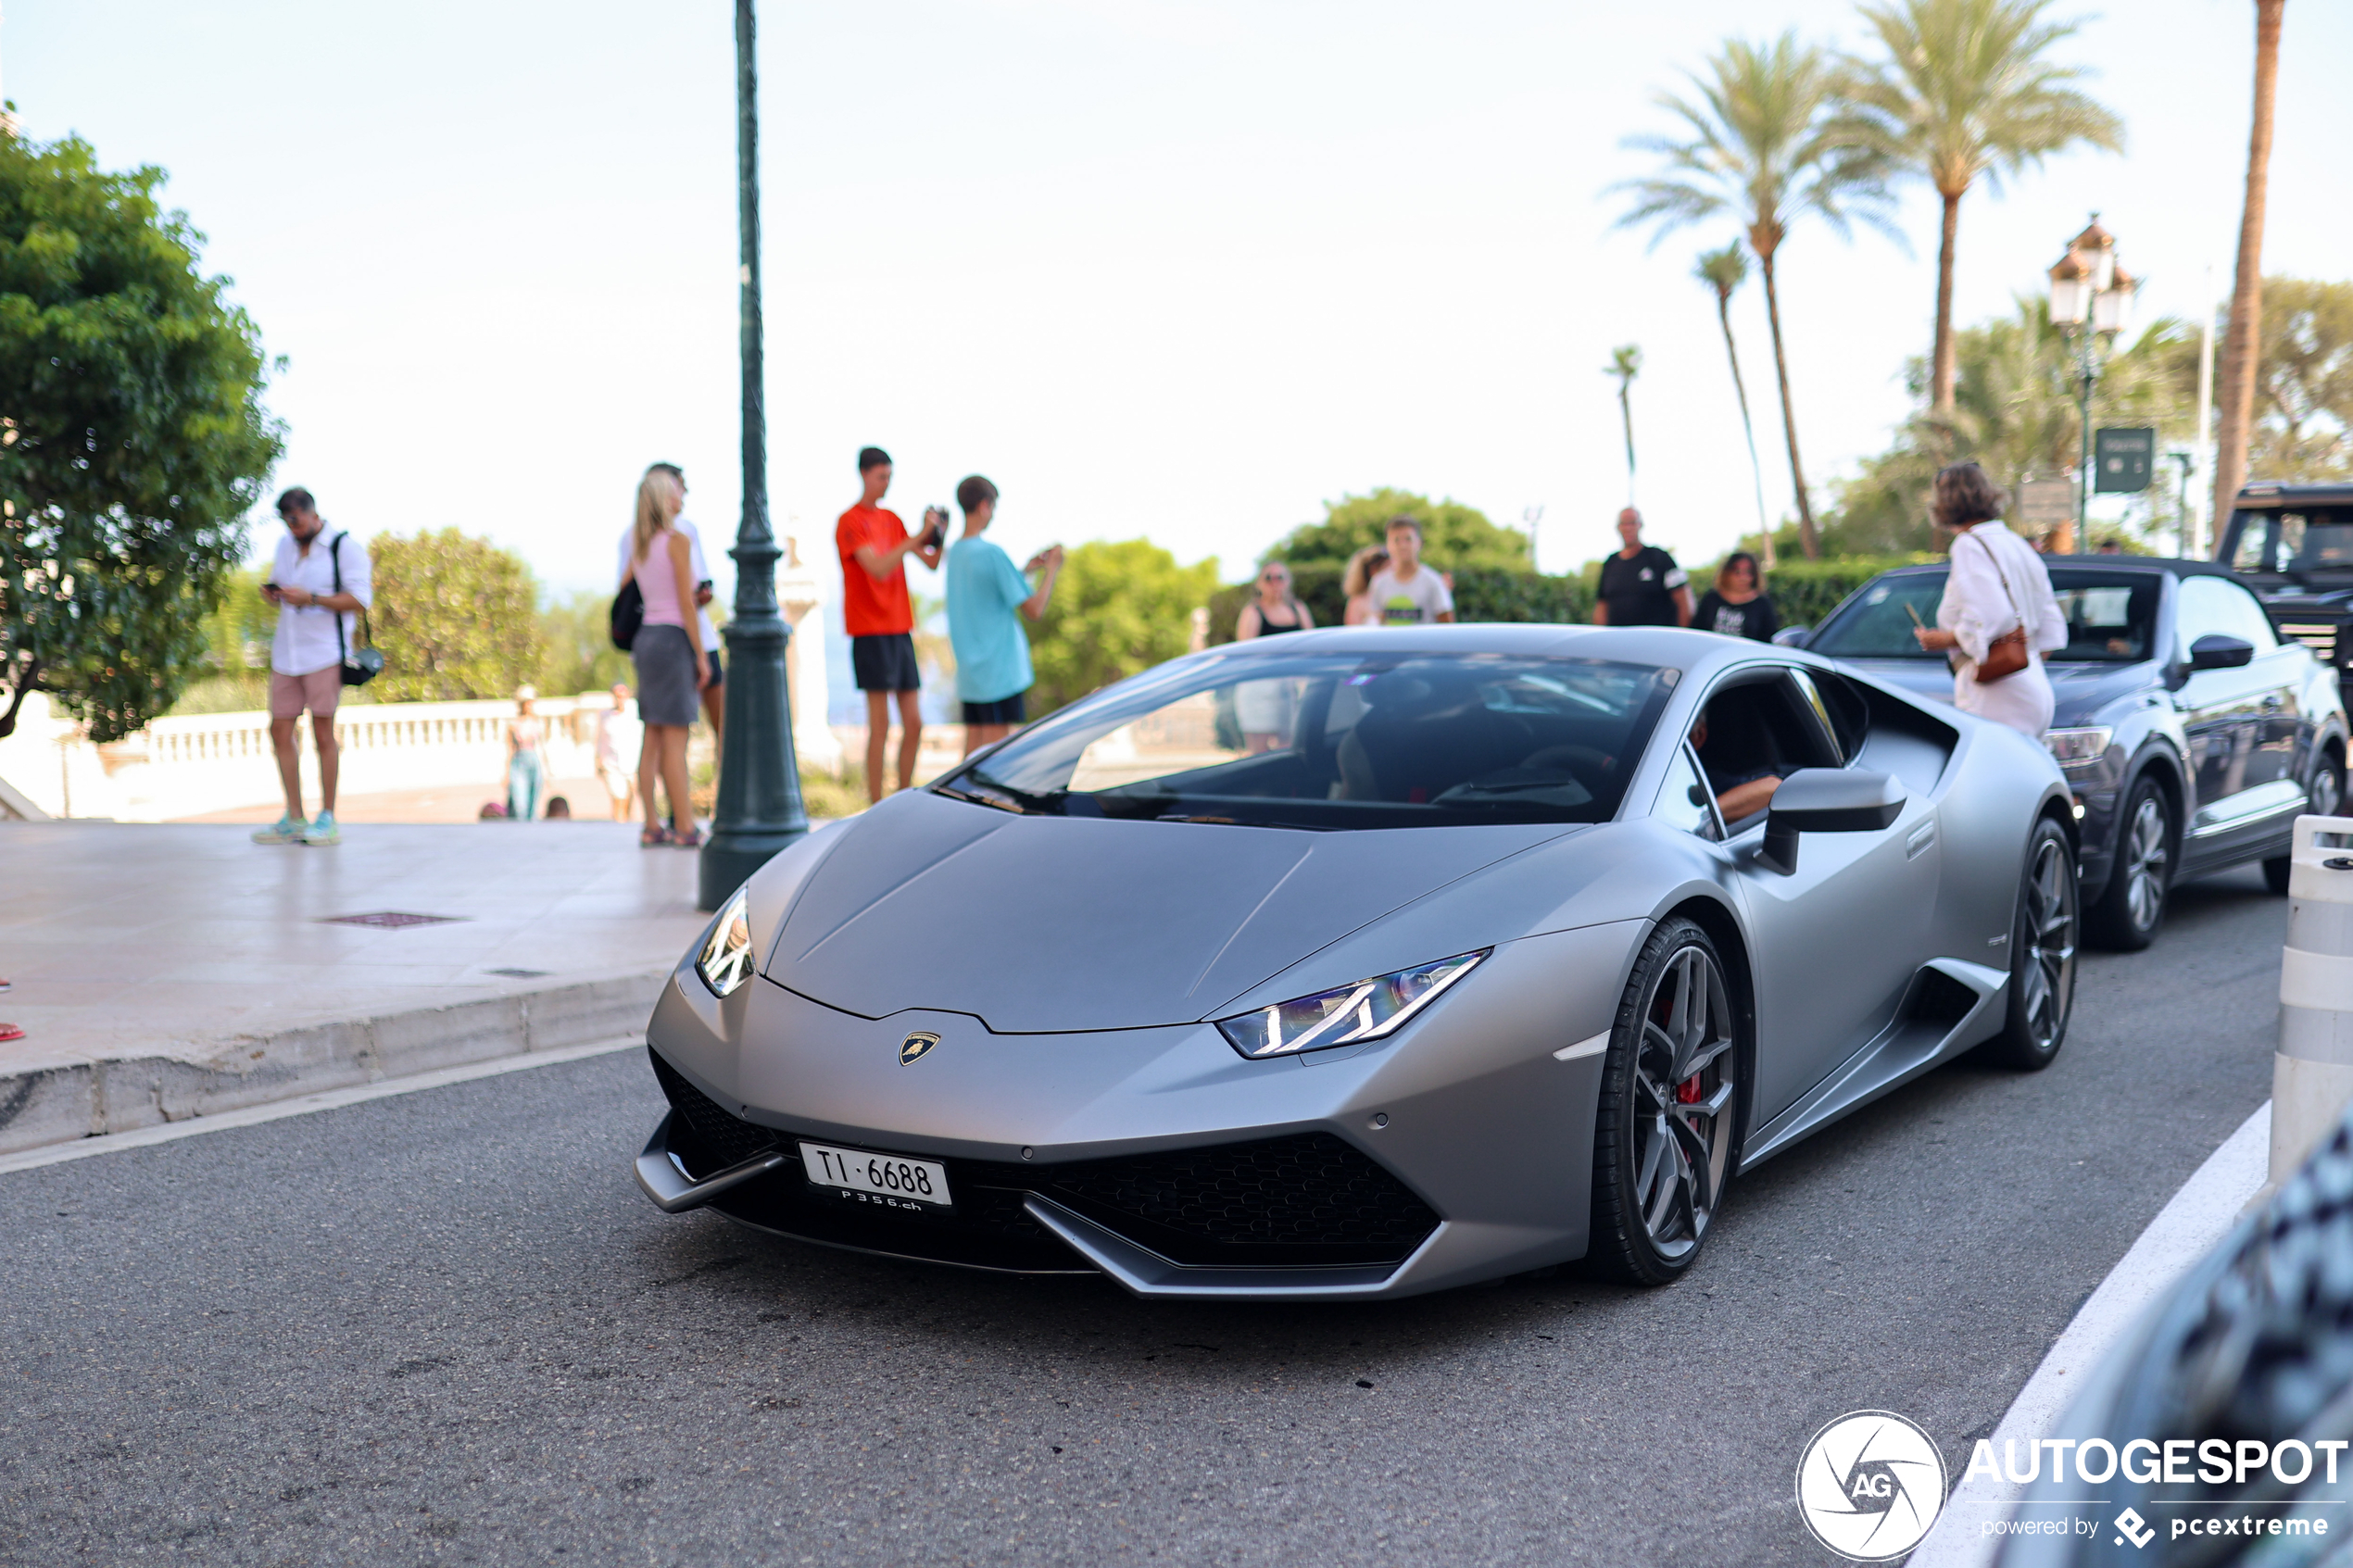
[777,525,844,774]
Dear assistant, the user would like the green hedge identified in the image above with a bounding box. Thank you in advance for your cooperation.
[1759,555,1931,631]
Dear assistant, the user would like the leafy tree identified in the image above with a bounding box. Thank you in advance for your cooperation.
[0,133,283,742]
[2210,0,2287,528]
[1265,489,1532,572]
[368,529,544,702]
[537,588,635,697]
[1028,539,1219,718]
[1822,296,2195,553]
[1842,0,2123,415]
[1695,245,1773,559]
[1613,32,1894,558]
[2242,275,2353,480]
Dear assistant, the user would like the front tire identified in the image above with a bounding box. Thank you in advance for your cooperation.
[1587,918,1741,1286]
[1985,818,2079,1072]
[2085,776,2171,950]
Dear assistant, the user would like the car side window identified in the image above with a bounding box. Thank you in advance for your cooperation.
[1655,743,1722,841]
[2177,574,2280,660]
[1789,668,1866,762]
[2229,513,2275,573]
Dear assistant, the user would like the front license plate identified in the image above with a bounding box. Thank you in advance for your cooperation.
[798,1142,953,1211]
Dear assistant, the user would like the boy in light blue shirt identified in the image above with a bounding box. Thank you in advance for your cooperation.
[944,475,1063,756]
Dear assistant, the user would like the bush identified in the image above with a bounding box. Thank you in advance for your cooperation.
[1762,555,1932,631]
[1266,487,1535,571]
[538,588,635,698]
[367,529,543,702]
[1028,539,1220,717]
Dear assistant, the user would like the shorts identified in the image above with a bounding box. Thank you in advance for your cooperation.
[705,647,724,686]
[962,692,1026,726]
[852,633,920,692]
[270,667,342,720]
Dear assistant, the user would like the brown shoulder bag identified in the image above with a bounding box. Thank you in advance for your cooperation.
[1967,530,2031,684]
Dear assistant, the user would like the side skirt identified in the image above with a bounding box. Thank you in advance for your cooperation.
[1737,958,2009,1172]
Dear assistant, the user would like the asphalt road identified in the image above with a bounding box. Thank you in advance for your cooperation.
[0,869,2289,1568]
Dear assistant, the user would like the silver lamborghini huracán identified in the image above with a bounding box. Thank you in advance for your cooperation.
[636,626,2078,1299]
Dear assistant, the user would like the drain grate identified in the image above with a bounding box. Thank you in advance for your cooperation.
[483,967,549,978]
[322,912,467,929]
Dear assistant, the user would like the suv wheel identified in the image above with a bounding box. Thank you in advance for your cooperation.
[2086,777,2172,950]
[2265,748,2343,894]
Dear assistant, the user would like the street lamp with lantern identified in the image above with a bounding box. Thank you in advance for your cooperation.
[2045,216,2137,552]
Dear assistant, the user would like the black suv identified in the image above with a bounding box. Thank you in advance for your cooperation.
[1793,558,2347,949]
[2219,482,2353,692]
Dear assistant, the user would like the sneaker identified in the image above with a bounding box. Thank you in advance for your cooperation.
[252,814,307,845]
[301,811,341,846]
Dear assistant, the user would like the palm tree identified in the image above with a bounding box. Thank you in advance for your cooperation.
[1843,0,2124,417]
[1604,345,1642,505]
[2210,0,2287,541]
[1695,245,1774,565]
[1613,32,1893,558]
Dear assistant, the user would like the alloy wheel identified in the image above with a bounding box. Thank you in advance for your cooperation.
[2120,794,2170,935]
[2312,759,2343,821]
[1630,945,1737,1261]
[2017,833,2079,1053]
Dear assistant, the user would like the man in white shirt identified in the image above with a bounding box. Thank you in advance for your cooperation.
[616,463,725,746]
[594,683,641,821]
[1365,516,1455,625]
[253,488,373,846]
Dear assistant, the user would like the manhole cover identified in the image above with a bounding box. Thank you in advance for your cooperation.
[483,967,549,978]
[322,912,467,929]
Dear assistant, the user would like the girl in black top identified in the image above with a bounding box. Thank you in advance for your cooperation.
[1692,551,1779,642]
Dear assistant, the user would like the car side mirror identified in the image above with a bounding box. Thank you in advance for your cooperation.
[2188,633,2256,671]
[1758,768,1906,876]
[1771,626,1812,648]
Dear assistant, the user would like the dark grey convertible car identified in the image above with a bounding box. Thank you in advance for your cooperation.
[635,626,2077,1299]
[1794,558,2347,948]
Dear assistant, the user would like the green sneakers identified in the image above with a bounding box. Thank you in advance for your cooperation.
[252,814,307,845]
[302,811,341,846]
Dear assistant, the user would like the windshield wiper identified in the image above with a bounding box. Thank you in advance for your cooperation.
[932,780,1054,815]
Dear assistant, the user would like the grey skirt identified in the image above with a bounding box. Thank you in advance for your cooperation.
[632,623,701,727]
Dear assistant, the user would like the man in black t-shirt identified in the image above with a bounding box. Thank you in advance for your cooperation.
[1593,508,1692,627]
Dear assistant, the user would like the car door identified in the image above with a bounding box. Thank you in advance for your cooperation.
[2173,575,2302,847]
[1696,668,1939,1126]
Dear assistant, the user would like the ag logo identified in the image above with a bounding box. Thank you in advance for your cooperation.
[899,1031,941,1066]
[1795,1411,1946,1562]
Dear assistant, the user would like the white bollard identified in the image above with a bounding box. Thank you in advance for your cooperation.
[2274,813,2353,1181]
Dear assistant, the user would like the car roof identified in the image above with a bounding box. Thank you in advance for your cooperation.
[2236,483,2353,508]
[1208,621,1770,675]
[1869,556,2239,580]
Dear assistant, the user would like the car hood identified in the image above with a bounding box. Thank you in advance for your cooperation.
[759,791,1580,1033]
[1829,655,2157,727]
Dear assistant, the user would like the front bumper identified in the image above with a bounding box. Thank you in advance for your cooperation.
[635,921,1642,1300]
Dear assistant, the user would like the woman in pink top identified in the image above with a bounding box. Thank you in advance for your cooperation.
[623,467,713,847]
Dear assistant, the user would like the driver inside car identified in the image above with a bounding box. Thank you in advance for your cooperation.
[1690,709,1783,825]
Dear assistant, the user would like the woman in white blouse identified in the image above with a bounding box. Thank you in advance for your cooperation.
[1911,462,2069,738]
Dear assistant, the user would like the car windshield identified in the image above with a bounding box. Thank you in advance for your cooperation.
[937,651,1680,829]
[1806,569,2158,663]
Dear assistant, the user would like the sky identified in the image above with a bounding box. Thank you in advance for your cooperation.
[9,0,2353,614]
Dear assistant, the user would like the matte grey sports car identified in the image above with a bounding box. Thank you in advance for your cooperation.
[635,625,2079,1299]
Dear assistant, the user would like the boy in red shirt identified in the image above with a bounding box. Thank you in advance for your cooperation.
[837,446,946,803]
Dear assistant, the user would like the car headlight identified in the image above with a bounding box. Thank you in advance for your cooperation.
[1216,950,1488,1060]
[695,888,755,997]
[2043,726,2113,766]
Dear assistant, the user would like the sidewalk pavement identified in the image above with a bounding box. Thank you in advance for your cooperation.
[0,822,712,1154]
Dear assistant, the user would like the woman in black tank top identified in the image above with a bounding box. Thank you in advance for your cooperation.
[1237,562,1313,640]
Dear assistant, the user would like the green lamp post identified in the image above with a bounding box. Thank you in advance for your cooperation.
[699,0,809,910]
[2045,217,2137,554]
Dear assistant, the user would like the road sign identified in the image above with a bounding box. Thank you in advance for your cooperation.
[2095,427,2156,493]
[2015,478,2075,527]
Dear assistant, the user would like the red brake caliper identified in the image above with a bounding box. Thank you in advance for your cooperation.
[1675,1073,1704,1106]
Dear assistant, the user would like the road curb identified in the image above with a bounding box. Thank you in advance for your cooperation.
[0,970,670,1157]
